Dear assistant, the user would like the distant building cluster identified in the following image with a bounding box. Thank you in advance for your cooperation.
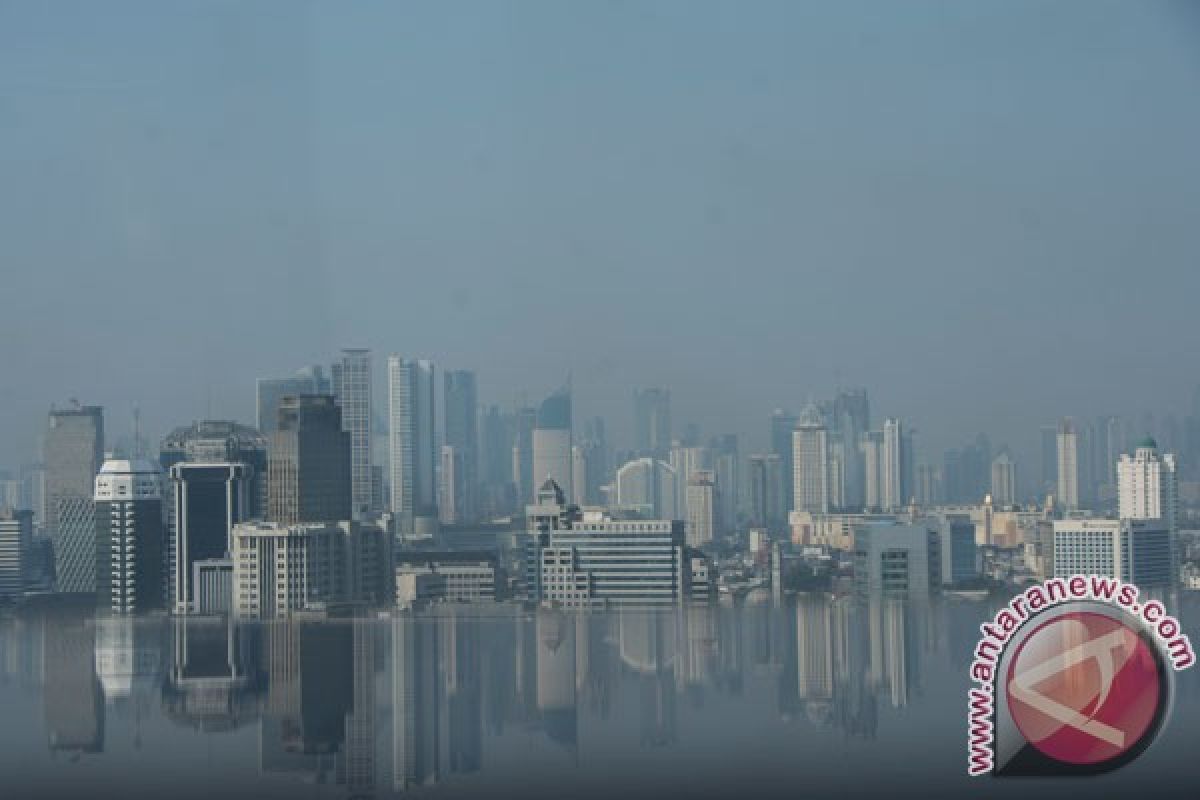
[2,364,1197,615]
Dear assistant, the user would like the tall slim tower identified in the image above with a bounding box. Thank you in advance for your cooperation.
[881,418,904,512]
[532,389,572,502]
[94,458,165,614]
[792,402,829,514]
[268,395,352,525]
[45,404,104,594]
[335,349,373,516]
[770,410,798,513]
[387,357,438,535]
[1056,418,1080,511]
[686,469,716,549]
[169,463,251,613]
[443,370,478,523]
[633,388,672,457]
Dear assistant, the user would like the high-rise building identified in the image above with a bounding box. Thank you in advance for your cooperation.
[1096,415,1122,490]
[443,370,478,523]
[792,402,830,514]
[934,513,978,586]
[881,418,904,511]
[0,507,33,599]
[633,388,672,457]
[861,430,884,511]
[532,389,572,502]
[159,420,268,518]
[915,463,941,507]
[711,434,739,535]
[513,406,537,507]
[438,445,463,526]
[268,395,352,525]
[256,366,331,433]
[335,349,374,516]
[770,410,798,512]
[45,404,104,594]
[990,452,1016,507]
[614,457,678,519]
[831,388,869,508]
[576,417,608,506]
[1052,518,1172,588]
[1056,418,1080,511]
[1118,437,1178,535]
[747,453,785,531]
[685,469,716,549]
[168,463,252,613]
[94,458,165,614]
[388,357,438,535]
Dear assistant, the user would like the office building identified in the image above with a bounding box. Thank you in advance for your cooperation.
[169,463,252,613]
[334,349,374,515]
[45,404,104,593]
[256,366,331,433]
[94,458,165,614]
[793,402,830,514]
[267,395,352,525]
[990,452,1016,508]
[231,520,389,618]
[192,558,233,614]
[933,513,978,586]
[525,486,706,607]
[748,453,785,531]
[388,356,438,536]
[443,370,478,523]
[532,389,572,502]
[852,521,940,595]
[1052,518,1172,588]
[633,388,672,457]
[770,409,798,512]
[685,469,716,548]
[0,508,33,599]
[831,388,870,509]
[615,457,678,520]
[1056,418,1080,511]
[160,420,268,516]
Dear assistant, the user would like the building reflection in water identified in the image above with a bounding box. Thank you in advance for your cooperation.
[0,589,1150,798]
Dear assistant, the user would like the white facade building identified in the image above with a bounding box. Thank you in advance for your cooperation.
[792,402,829,514]
[1052,517,1172,587]
[1056,418,1080,511]
[685,470,716,548]
[1118,437,1178,533]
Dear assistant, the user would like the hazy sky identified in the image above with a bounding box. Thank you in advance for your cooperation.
[3,0,1200,467]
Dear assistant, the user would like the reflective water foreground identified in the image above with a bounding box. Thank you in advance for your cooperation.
[1,595,1197,800]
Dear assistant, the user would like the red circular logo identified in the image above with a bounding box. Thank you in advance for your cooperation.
[1005,611,1163,766]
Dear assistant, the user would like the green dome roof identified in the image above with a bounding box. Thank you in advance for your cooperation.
[1137,435,1158,450]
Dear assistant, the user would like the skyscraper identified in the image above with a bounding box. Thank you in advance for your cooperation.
[159,420,269,516]
[1118,437,1178,535]
[94,458,165,614]
[255,366,330,433]
[268,395,352,525]
[45,404,104,594]
[532,389,572,502]
[387,357,438,536]
[443,370,479,523]
[1056,418,1080,511]
[513,406,537,507]
[1040,425,1058,498]
[633,388,672,457]
[881,418,904,512]
[335,349,373,516]
[831,388,869,508]
[169,463,252,613]
[861,430,884,511]
[747,453,784,531]
[686,469,716,548]
[793,403,830,514]
[770,410,798,512]
[990,452,1017,507]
